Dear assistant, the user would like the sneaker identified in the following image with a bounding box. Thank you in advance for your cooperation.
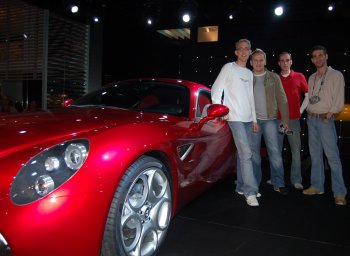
[236,191,261,197]
[236,191,244,196]
[335,196,347,206]
[246,195,259,207]
[293,183,304,190]
[302,186,324,195]
[266,179,272,185]
[274,187,288,195]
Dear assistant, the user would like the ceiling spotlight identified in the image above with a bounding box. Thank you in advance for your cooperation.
[182,13,190,23]
[228,14,234,20]
[147,18,152,25]
[93,16,99,23]
[274,6,283,16]
[71,5,79,13]
[328,5,334,11]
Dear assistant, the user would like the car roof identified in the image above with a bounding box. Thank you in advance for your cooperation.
[119,78,211,92]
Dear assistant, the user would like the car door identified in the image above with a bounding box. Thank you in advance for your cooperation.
[177,89,235,189]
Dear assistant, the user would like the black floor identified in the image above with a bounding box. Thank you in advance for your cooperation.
[158,156,350,256]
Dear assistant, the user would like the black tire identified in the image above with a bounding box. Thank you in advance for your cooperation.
[102,156,172,256]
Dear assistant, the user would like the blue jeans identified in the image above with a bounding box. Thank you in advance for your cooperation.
[307,116,347,196]
[228,121,258,197]
[252,119,285,188]
[278,119,302,184]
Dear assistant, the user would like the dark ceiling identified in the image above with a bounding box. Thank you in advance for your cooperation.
[23,0,350,29]
[21,0,350,84]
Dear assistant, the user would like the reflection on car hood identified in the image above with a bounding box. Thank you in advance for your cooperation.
[0,107,164,156]
[335,104,350,121]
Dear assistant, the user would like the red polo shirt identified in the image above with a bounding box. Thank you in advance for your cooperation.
[278,70,308,119]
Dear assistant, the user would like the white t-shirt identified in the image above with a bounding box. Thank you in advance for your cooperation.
[211,62,256,122]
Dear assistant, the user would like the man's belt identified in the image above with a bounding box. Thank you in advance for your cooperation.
[308,112,328,119]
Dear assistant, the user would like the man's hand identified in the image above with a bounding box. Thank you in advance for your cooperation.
[222,114,229,120]
[253,122,259,133]
[326,112,334,119]
[282,122,289,130]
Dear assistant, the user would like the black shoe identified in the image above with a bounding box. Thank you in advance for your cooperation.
[274,187,288,195]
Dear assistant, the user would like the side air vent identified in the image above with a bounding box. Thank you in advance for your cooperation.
[0,233,11,256]
[177,143,194,161]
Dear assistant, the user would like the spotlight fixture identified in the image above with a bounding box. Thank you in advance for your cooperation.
[228,14,234,20]
[328,4,334,11]
[147,18,152,25]
[274,6,283,16]
[71,5,79,14]
[182,13,190,23]
[93,16,99,23]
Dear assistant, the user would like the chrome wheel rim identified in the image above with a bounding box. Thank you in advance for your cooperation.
[120,167,171,256]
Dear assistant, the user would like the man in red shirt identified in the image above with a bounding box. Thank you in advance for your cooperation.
[277,52,308,190]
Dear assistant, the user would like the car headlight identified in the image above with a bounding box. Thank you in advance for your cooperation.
[10,139,89,205]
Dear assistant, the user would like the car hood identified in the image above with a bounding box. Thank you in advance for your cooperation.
[0,107,166,157]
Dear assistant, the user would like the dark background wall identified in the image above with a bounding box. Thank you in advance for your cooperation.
[101,5,350,102]
[21,0,350,102]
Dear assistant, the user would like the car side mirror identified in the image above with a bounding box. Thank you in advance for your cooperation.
[190,104,229,131]
[206,104,229,118]
[63,99,74,107]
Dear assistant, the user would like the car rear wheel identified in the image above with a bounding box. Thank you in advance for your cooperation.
[102,156,172,256]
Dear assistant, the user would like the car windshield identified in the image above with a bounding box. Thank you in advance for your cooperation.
[71,80,190,117]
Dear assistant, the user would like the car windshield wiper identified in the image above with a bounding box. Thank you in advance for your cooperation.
[70,104,131,110]
[69,104,106,108]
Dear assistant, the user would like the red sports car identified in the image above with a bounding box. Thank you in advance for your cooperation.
[0,78,236,256]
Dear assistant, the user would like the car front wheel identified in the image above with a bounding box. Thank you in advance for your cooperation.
[102,156,172,256]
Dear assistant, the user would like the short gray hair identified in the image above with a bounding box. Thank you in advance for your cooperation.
[251,48,266,60]
[235,38,251,50]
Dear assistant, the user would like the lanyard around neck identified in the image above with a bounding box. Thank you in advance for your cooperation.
[312,67,328,96]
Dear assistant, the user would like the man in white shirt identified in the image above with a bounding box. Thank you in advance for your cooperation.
[212,38,259,206]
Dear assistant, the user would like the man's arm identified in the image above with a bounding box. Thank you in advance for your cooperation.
[211,64,228,104]
[275,74,289,125]
[300,93,308,114]
[329,71,345,114]
[299,73,309,114]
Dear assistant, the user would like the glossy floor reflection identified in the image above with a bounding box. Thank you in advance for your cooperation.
[158,156,350,256]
